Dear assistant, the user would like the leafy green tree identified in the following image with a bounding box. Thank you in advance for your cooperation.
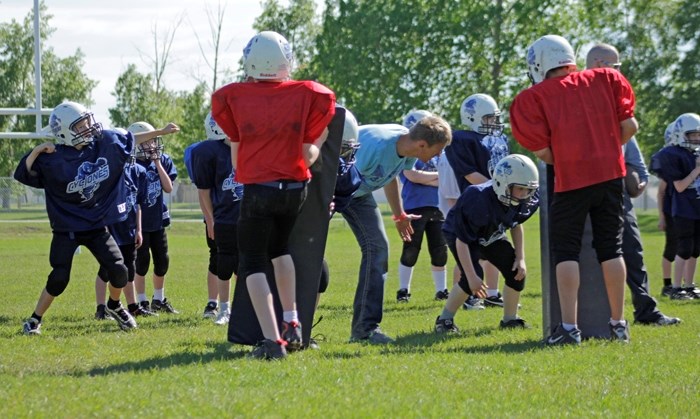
[0,2,95,182]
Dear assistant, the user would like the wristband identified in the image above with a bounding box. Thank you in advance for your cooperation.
[392,212,408,222]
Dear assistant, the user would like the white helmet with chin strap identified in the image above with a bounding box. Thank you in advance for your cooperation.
[460,94,504,135]
[339,106,360,160]
[243,31,294,80]
[669,113,700,151]
[49,101,102,147]
[128,121,163,160]
[205,112,227,140]
[664,122,674,145]
[526,35,576,85]
[402,109,433,129]
[492,154,539,206]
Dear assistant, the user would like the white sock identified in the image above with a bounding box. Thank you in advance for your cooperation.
[432,269,447,292]
[487,288,499,298]
[154,288,164,301]
[208,299,218,305]
[562,322,578,331]
[220,302,230,313]
[610,318,626,326]
[398,263,413,290]
[283,310,298,323]
[138,293,147,303]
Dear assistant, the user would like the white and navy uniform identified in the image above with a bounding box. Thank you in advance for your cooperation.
[443,181,539,294]
[14,129,136,295]
[135,154,177,277]
[191,139,243,281]
[650,145,700,260]
[445,130,509,192]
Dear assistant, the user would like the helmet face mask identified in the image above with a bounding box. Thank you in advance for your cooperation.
[339,107,360,160]
[460,94,504,135]
[49,101,102,147]
[492,154,539,207]
[128,121,164,160]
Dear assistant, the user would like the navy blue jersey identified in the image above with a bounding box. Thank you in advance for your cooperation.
[108,162,148,245]
[333,156,362,213]
[399,156,439,210]
[184,141,200,183]
[190,140,242,224]
[443,180,539,246]
[650,145,700,219]
[444,130,509,192]
[136,154,177,232]
[14,130,134,232]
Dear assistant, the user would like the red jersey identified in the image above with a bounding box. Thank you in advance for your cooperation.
[211,80,336,184]
[510,68,635,192]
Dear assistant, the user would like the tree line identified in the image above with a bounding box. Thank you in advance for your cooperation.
[1,0,698,183]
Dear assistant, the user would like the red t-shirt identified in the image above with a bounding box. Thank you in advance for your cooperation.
[211,80,336,184]
[510,68,635,192]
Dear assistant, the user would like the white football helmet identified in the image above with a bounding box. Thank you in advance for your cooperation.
[129,121,163,160]
[460,94,504,135]
[669,113,700,150]
[526,35,576,85]
[243,31,294,80]
[49,101,102,147]
[205,112,227,140]
[492,154,539,206]
[664,122,674,145]
[402,109,433,129]
[339,106,360,160]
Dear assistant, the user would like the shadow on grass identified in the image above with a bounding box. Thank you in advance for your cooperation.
[387,328,544,354]
[85,341,248,376]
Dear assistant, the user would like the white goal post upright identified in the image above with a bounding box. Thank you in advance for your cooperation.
[0,0,53,140]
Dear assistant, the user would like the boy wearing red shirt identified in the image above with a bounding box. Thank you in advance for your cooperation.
[510,35,638,345]
[212,31,335,359]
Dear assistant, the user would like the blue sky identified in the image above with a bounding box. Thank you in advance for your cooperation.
[1,0,266,125]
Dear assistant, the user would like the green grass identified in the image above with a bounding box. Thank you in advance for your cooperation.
[0,211,698,417]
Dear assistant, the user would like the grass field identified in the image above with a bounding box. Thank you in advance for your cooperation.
[0,209,698,417]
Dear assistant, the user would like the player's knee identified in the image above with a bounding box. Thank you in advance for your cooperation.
[208,255,218,277]
[319,260,330,293]
[457,277,471,294]
[400,247,419,267]
[46,268,71,296]
[505,276,525,292]
[97,266,109,283]
[662,245,677,262]
[153,255,169,277]
[429,245,448,267]
[108,263,129,289]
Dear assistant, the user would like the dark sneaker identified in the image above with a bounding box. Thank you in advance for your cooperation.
[636,314,681,326]
[463,294,485,310]
[95,304,113,321]
[105,304,138,331]
[484,293,504,307]
[609,321,630,343]
[396,288,411,303]
[661,284,673,297]
[130,304,158,317]
[281,321,303,352]
[22,317,41,335]
[434,316,459,333]
[202,302,218,319]
[349,328,395,344]
[669,288,691,300]
[500,318,530,329]
[434,289,449,301]
[249,339,287,360]
[151,298,179,314]
[683,284,700,299]
[545,324,581,346]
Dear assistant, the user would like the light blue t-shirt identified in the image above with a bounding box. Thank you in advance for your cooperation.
[354,124,417,197]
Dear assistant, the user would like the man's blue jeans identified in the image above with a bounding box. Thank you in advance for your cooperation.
[339,193,389,339]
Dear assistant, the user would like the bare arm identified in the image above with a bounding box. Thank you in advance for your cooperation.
[657,179,666,231]
[154,159,173,193]
[465,171,489,185]
[25,142,55,172]
[303,127,329,168]
[509,224,526,280]
[230,142,239,170]
[197,189,215,240]
[403,169,438,185]
[673,159,700,193]
[133,123,180,145]
[534,147,554,165]
[620,117,638,145]
[135,205,143,249]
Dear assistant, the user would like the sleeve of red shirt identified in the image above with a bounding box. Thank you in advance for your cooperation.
[611,71,636,121]
[303,81,337,144]
[509,90,551,152]
[211,84,240,143]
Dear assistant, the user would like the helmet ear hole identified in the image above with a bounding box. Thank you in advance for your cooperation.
[460,94,503,135]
